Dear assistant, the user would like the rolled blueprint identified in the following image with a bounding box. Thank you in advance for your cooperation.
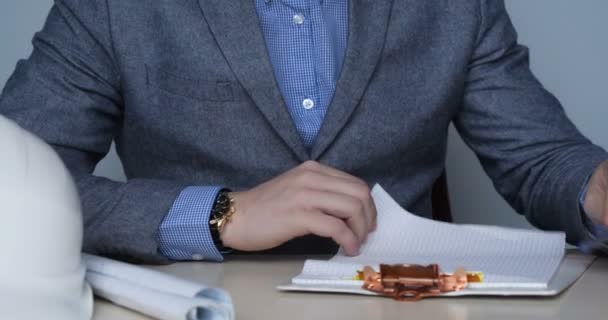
[83,254,234,320]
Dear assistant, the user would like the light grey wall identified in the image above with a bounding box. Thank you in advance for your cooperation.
[1,1,607,228]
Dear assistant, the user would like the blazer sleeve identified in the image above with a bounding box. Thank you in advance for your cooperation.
[0,0,184,264]
[455,0,608,245]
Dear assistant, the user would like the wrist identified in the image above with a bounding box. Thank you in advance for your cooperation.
[219,192,242,249]
[583,161,608,226]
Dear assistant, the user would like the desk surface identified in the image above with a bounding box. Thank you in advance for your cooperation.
[93,255,608,320]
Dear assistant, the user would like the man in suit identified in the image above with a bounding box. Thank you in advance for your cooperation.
[1,0,607,264]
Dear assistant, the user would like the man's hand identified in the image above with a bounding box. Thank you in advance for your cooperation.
[583,160,608,226]
[220,161,377,256]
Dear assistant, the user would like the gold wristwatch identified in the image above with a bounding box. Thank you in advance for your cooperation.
[209,189,236,251]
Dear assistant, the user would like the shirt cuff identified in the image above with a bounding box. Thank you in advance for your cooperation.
[157,186,224,261]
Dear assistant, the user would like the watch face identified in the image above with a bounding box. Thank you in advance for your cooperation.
[210,190,233,249]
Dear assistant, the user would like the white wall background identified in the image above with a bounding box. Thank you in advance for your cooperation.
[1,1,607,228]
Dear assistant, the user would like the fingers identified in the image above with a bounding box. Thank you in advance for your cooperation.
[280,161,377,253]
[296,210,360,256]
[294,171,375,233]
[296,189,369,243]
[299,161,377,232]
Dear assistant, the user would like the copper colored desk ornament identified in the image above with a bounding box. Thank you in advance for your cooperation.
[357,264,483,301]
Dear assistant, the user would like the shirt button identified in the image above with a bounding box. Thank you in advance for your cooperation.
[293,14,305,25]
[191,254,204,261]
[302,99,315,110]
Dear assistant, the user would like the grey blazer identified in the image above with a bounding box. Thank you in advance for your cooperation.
[1,0,606,264]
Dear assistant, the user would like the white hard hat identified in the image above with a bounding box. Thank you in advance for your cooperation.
[0,116,93,320]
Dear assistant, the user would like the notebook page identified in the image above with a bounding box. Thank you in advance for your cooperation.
[293,184,565,288]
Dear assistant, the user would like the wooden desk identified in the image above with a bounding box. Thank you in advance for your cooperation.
[93,255,608,320]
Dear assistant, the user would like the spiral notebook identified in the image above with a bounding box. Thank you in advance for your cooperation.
[279,184,595,296]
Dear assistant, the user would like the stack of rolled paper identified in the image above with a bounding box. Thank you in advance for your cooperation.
[83,254,234,320]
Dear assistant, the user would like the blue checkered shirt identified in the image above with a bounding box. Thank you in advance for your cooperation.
[157,0,348,261]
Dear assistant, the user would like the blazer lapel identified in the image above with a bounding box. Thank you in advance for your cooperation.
[197,0,309,161]
[311,0,394,159]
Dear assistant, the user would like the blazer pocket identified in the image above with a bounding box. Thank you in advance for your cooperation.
[145,65,234,102]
